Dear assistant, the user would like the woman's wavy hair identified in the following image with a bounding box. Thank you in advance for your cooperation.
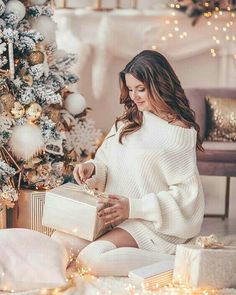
[115,50,203,151]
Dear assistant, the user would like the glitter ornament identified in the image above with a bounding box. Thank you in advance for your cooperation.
[5,0,26,21]
[26,103,42,122]
[11,102,25,119]
[27,50,45,66]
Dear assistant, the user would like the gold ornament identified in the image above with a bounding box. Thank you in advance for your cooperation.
[22,74,33,86]
[11,102,25,119]
[26,103,42,122]
[27,50,45,66]
[0,81,9,96]
[0,93,15,113]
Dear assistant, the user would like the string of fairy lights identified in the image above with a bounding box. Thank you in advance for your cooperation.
[151,1,236,60]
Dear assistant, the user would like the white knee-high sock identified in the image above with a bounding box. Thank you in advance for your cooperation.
[77,240,174,276]
[51,231,90,258]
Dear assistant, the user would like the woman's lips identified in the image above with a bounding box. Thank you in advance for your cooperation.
[135,101,144,105]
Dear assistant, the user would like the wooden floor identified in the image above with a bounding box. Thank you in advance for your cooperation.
[201,216,236,237]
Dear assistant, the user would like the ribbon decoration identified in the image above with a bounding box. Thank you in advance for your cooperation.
[63,183,107,200]
[195,234,224,249]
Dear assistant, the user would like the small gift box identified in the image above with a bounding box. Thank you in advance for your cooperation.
[173,235,236,289]
[128,260,174,290]
[42,182,111,241]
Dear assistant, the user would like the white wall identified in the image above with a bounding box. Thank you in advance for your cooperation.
[54,7,236,218]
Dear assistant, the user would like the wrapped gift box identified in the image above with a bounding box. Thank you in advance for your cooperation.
[173,244,236,289]
[129,260,174,290]
[16,189,54,236]
[42,182,111,241]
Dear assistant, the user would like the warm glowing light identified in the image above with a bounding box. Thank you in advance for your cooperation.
[223,27,227,31]
[151,45,157,50]
[161,36,166,41]
[214,26,219,31]
[174,27,179,32]
[226,35,230,41]
[168,33,173,38]
[174,19,179,24]
[165,19,170,25]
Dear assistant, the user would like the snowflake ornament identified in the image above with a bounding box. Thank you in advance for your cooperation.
[65,119,102,157]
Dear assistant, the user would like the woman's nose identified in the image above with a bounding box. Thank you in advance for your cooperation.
[130,90,138,100]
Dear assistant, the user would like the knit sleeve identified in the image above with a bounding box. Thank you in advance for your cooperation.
[129,172,205,239]
[85,124,117,192]
[130,129,204,239]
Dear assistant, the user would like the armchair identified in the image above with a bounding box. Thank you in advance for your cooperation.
[185,88,236,219]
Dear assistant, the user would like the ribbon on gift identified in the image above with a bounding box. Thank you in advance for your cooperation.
[63,183,108,200]
[195,234,224,249]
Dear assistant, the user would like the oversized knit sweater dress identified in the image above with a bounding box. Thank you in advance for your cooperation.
[86,111,205,254]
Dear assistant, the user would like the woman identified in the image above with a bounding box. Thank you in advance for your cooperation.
[52,50,204,276]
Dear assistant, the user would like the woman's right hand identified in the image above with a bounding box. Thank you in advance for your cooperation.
[73,162,95,184]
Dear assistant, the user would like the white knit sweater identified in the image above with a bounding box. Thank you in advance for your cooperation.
[86,111,205,254]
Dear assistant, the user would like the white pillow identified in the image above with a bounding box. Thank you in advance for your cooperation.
[0,228,68,292]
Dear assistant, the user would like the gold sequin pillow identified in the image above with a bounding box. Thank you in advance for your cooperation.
[205,96,236,141]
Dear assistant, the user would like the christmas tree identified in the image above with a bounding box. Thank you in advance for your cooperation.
[0,0,101,208]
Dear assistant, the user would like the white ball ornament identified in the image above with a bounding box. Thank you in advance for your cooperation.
[9,124,44,160]
[30,16,57,45]
[5,0,26,21]
[29,0,47,4]
[64,93,87,115]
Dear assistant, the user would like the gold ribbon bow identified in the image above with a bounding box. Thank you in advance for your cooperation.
[195,234,224,249]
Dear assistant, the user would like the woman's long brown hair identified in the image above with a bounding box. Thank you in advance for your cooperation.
[115,50,203,151]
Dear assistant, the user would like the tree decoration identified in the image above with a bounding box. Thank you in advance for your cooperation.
[0,0,101,190]
[27,50,45,66]
[0,146,21,208]
[64,92,87,116]
[5,0,26,22]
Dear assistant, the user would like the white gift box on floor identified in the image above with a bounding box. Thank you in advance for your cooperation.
[42,182,111,241]
[129,260,174,290]
[173,244,236,289]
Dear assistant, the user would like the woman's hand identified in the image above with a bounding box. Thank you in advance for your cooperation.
[73,162,95,184]
[97,195,130,226]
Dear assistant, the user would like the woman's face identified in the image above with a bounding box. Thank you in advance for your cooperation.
[125,74,152,112]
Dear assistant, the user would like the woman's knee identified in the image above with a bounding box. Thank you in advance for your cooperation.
[77,240,116,275]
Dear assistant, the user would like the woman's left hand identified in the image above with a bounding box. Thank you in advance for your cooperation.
[97,195,129,226]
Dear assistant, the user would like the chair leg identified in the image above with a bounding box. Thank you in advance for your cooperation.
[223,176,230,220]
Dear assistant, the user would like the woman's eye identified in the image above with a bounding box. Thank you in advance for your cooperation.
[138,88,145,92]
